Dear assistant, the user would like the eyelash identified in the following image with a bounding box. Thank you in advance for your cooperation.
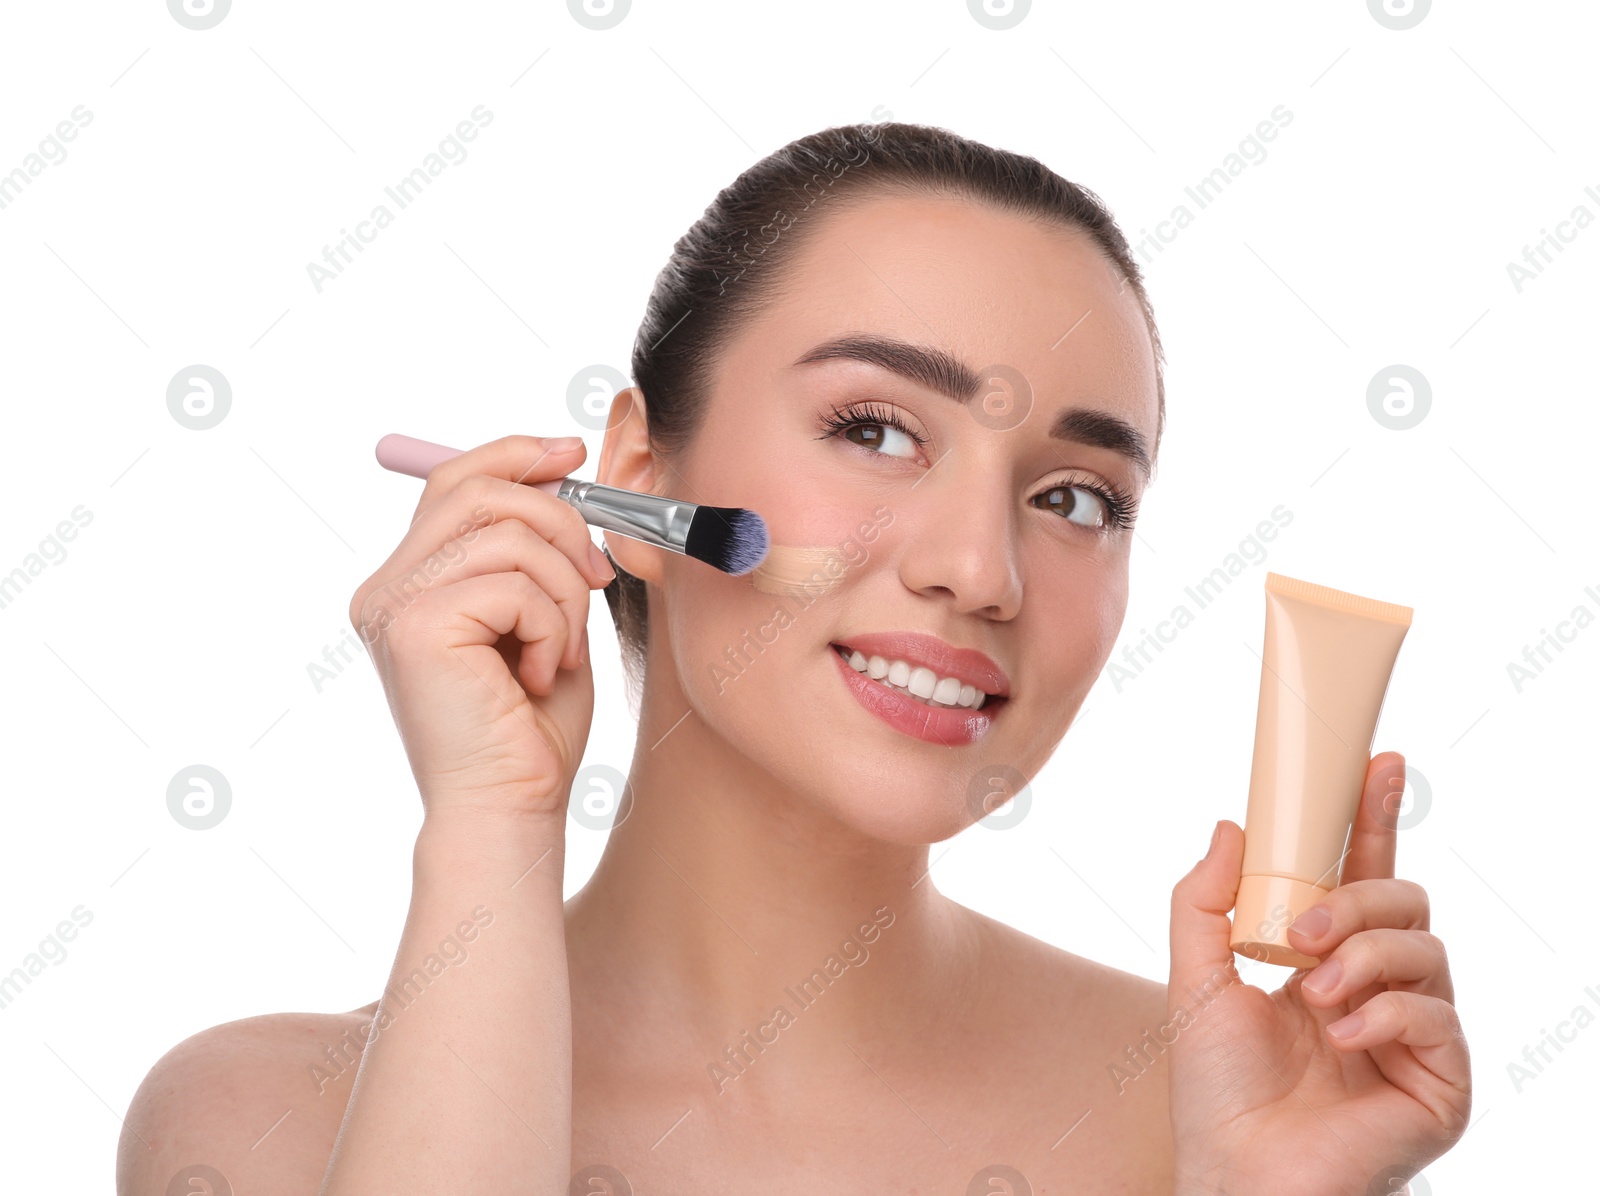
[815,401,1139,533]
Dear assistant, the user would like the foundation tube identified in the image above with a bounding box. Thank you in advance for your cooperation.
[1230,572,1413,968]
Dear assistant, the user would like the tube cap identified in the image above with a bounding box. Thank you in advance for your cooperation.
[1230,874,1330,969]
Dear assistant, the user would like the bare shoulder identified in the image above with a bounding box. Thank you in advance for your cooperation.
[956,906,1176,1185]
[117,1000,380,1196]
[966,904,1169,1029]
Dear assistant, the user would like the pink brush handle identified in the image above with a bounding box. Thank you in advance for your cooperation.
[375,433,562,495]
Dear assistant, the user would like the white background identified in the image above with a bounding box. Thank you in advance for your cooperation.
[1,1,1595,1190]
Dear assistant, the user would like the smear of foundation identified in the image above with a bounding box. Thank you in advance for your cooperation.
[749,545,849,598]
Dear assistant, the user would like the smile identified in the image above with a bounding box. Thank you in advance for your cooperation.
[828,643,1005,746]
[831,644,989,709]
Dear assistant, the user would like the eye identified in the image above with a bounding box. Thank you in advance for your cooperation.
[817,401,1138,533]
[817,401,926,462]
[1034,484,1111,529]
[842,421,919,459]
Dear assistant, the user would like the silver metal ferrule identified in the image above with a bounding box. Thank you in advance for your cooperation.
[553,478,696,553]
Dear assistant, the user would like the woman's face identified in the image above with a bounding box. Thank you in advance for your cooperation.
[636,191,1159,845]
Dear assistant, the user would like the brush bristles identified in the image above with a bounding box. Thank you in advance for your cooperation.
[683,506,770,575]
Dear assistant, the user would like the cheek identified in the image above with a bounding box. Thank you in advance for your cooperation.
[1090,563,1130,648]
[661,552,816,710]
[1034,548,1130,679]
[769,487,877,558]
[658,432,880,716]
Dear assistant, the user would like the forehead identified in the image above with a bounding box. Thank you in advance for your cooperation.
[721,190,1160,441]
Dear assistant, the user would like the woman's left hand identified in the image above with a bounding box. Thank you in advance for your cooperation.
[1166,751,1472,1195]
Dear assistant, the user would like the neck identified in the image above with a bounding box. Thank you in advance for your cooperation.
[564,665,981,1090]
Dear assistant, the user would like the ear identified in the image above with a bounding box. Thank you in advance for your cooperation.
[594,386,668,585]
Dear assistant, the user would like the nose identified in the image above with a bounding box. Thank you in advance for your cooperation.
[896,456,1024,620]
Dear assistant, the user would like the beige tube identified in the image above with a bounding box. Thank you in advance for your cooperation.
[1230,572,1413,968]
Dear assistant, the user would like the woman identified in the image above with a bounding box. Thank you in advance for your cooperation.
[119,122,1469,1194]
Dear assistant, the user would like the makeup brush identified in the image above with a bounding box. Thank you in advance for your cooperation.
[375,433,770,576]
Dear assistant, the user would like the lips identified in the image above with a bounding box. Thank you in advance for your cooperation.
[828,630,1011,700]
[828,643,1002,746]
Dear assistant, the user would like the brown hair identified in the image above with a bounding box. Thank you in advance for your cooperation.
[603,120,1166,693]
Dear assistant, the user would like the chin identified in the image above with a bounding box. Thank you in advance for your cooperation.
[823,773,981,848]
[772,703,1002,848]
[679,624,1061,846]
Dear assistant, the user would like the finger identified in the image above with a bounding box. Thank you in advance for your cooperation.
[1296,927,1454,1007]
[418,434,587,500]
[363,518,587,671]
[428,574,596,774]
[412,518,595,673]
[354,473,612,632]
[1287,877,1430,959]
[435,572,572,699]
[1323,990,1471,1097]
[408,434,611,585]
[1340,750,1407,885]
[1169,820,1249,999]
[431,472,611,589]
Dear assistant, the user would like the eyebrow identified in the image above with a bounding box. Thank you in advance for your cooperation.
[791,334,1153,481]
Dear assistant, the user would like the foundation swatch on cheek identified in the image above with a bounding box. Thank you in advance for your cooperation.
[749,545,849,598]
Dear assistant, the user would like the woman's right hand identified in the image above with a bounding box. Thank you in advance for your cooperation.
[348,434,617,825]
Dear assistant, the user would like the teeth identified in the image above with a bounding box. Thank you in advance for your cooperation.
[835,646,989,710]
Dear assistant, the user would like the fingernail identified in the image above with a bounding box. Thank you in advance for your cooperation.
[546,436,583,452]
[1289,905,1332,941]
[589,542,615,581]
[1326,1010,1364,1040]
[578,626,589,665]
[1302,957,1342,995]
[1209,820,1223,854]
